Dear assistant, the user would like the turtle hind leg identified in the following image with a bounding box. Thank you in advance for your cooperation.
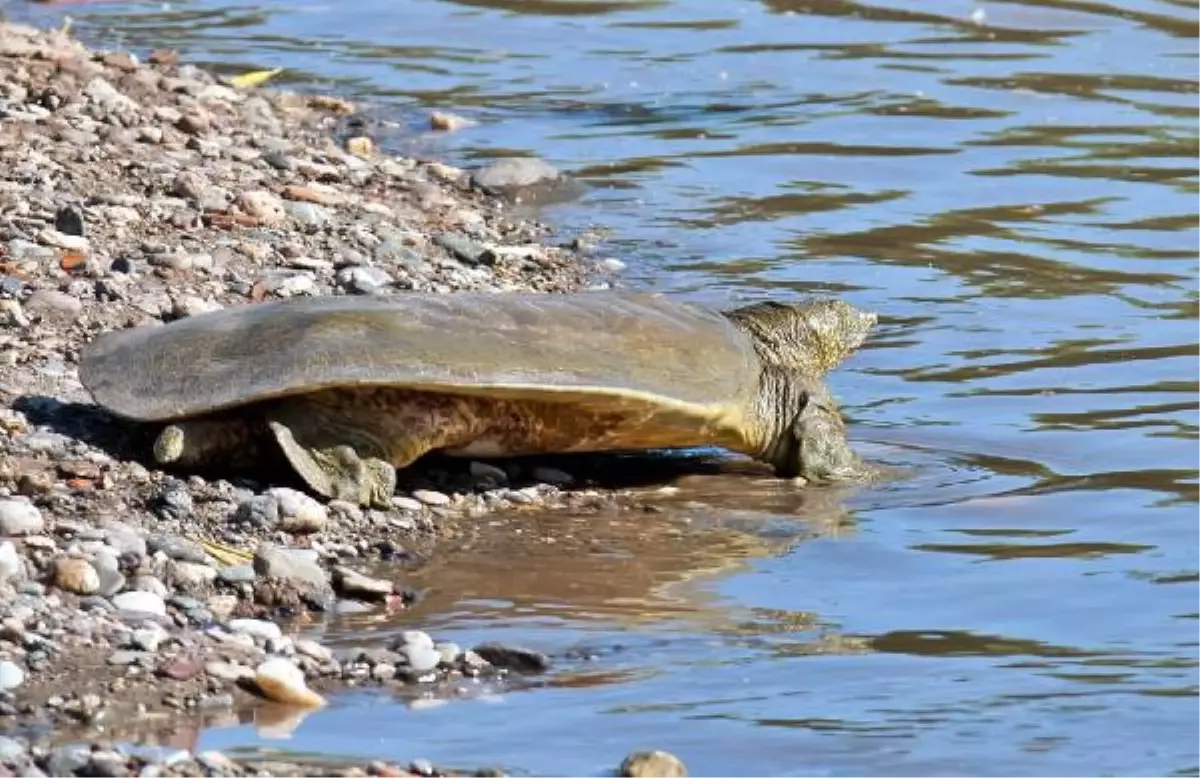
[263,389,476,508]
[152,417,263,470]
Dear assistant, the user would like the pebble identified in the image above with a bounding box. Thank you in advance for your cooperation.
[429,111,474,132]
[0,541,23,582]
[412,489,451,507]
[333,566,393,601]
[472,642,550,674]
[392,496,424,512]
[53,557,101,595]
[253,545,331,593]
[228,618,283,642]
[399,642,440,674]
[270,487,329,533]
[235,494,279,526]
[0,660,24,691]
[217,564,256,585]
[0,498,44,535]
[253,658,326,708]
[473,157,561,191]
[619,751,688,778]
[237,190,286,224]
[112,591,167,618]
[129,625,168,652]
[153,480,193,522]
[168,560,218,590]
[294,638,333,663]
[0,736,26,762]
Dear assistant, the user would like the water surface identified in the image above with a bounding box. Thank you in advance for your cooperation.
[16,0,1199,775]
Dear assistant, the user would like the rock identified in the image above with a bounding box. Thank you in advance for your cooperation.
[107,650,149,666]
[429,111,475,132]
[44,744,91,777]
[153,480,193,522]
[473,157,561,191]
[228,618,283,642]
[112,590,167,618]
[392,496,424,512]
[270,487,328,533]
[0,735,26,762]
[158,656,203,681]
[332,566,393,601]
[171,171,207,200]
[283,200,331,228]
[205,660,252,682]
[253,658,326,708]
[619,751,687,778]
[129,625,168,652]
[412,489,451,507]
[53,557,100,595]
[471,642,550,674]
[336,265,391,294]
[25,288,83,319]
[399,642,440,674]
[234,494,279,526]
[0,541,24,582]
[147,535,208,564]
[54,204,86,237]
[85,77,138,112]
[434,642,461,665]
[253,545,331,592]
[167,560,218,591]
[217,564,256,585]
[0,498,44,536]
[237,190,286,224]
[0,661,24,691]
[436,233,488,266]
[294,638,332,663]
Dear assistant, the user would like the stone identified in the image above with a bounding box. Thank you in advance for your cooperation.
[471,642,550,673]
[294,638,332,663]
[332,566,393,601]
[129,625,168,652]
[253,545,331,592]
[53,557,100,595]
[270,487,328,533]
[112,590,167,618]
[234,494,279,526]
[0,661,24,691]
[412,489,451,507]
[253,658,326,708]
[237,190,286,224]
[168,560,218,591]
[619,751,687,778]
[0,499,44,536]
[153,480,193,522]
[532,466,574,486]
[217,564,256,585]
[228,618,283,642]
[473,157,561,191]
[0,541,24,582]
[0,736,26,762]
[429,111,474,132]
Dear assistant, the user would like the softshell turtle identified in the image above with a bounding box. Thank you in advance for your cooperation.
[80,291,877,508]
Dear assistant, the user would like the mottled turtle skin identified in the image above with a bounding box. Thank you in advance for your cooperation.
[79,291,877,507]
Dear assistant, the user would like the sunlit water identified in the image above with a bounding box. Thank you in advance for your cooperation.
[14,0,1199,775]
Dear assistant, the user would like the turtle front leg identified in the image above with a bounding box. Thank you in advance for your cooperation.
[264,390,478,508]
[786,386,875,482]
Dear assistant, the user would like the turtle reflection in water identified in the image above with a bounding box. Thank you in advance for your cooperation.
[79,291,877,516]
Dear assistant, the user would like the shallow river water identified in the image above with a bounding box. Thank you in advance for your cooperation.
[17,0,1200,775]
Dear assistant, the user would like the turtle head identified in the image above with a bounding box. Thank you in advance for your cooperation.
[724,298,876,377]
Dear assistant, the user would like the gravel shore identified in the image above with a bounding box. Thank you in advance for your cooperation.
[0,19,654,777]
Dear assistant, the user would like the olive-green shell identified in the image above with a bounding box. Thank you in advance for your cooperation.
[79,291,762,422]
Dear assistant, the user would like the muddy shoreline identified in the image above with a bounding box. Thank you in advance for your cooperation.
[0,19,668,777]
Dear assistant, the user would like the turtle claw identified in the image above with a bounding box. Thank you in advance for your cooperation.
[200,538,256,567]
